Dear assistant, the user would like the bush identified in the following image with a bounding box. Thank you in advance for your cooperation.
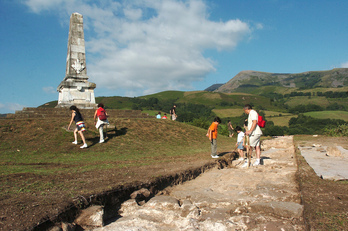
[263,125,285,136]
[218,124,229,137]
[288,114,346,135]
[323,124,348,137]
[188,118,211,130]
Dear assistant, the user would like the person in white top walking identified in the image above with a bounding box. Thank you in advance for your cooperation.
[243,104,263,166]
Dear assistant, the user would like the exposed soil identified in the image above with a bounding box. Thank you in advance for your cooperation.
[294,135,348,230]
[1,162,213,231]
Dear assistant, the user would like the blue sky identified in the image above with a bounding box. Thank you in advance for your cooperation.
[1,0,348,114]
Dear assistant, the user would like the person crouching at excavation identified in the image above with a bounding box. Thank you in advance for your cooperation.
[243,104,263,166]
[68,105,87,149]
[206,117,222,158]
[94,103,109,143]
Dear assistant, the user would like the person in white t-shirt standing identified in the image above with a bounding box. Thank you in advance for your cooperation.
[243,104,263,166]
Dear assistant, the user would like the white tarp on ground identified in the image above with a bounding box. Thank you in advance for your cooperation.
[299,146,348,181]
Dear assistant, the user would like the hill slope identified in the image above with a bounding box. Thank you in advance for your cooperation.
[216,68,348,93]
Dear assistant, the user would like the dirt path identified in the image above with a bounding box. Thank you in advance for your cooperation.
[95,136,305,230]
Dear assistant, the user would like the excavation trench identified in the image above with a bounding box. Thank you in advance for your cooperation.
[33,136,306,230]
[31,158,231,231]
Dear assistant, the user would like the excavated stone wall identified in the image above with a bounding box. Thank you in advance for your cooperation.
[91,136,304,230]
[45,136,305,230]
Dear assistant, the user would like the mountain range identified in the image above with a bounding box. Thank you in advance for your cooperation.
[215,68,348,93]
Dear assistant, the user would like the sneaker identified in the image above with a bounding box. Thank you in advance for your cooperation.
[72,141,78,144]
[241,161,249,168]
[211,155,219,159]
[238,157,244,161]
[80,143,88,149]
[99,139,105,143]
[253,159,260,166]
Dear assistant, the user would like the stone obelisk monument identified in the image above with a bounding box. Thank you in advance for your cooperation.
[56,12,96,109]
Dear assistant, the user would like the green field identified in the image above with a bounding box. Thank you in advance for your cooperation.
[267,115,297,127]
[285,96,331,107]
[140,90,185,101]
[304,111,348,121]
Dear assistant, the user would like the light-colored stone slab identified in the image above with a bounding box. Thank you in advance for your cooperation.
[299,145,348,180]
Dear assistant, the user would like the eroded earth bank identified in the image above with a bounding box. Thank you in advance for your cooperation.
[92,136,305,230]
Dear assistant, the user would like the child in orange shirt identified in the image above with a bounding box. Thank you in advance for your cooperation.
[206,117,221,158]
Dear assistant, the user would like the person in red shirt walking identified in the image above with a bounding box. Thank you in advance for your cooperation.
[206,117,221,158]
[94,103,109,143]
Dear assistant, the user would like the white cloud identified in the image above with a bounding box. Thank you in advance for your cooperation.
[341,61,348,68]
[23,0,255,96]
[23,0,70,13]
[0,103,25,114]
[43,86,56,94]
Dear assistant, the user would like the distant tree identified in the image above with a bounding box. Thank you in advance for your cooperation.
[263,125,284,136]
[288,114,345,135]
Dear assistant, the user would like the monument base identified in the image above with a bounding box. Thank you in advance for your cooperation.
[55,103,97,109]
[56,80,97,109]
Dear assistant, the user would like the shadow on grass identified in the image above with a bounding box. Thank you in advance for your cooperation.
[86,127,128,147]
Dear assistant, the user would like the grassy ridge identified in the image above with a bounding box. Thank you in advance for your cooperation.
[0,118,217,176]
[0,117,234,197]
[140,90,185,101]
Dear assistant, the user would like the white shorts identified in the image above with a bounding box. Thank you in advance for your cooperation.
[249,134,261,147]
[171,114,177,121]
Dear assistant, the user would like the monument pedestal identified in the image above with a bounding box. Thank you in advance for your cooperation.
[57,79,97,109]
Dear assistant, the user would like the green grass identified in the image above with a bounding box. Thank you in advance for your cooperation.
[96,96,134,109]
[304,111,348,121]
[285,96,331,107]
[0,118,231,177]
[140,90,185,101]
[267,115,297,126]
